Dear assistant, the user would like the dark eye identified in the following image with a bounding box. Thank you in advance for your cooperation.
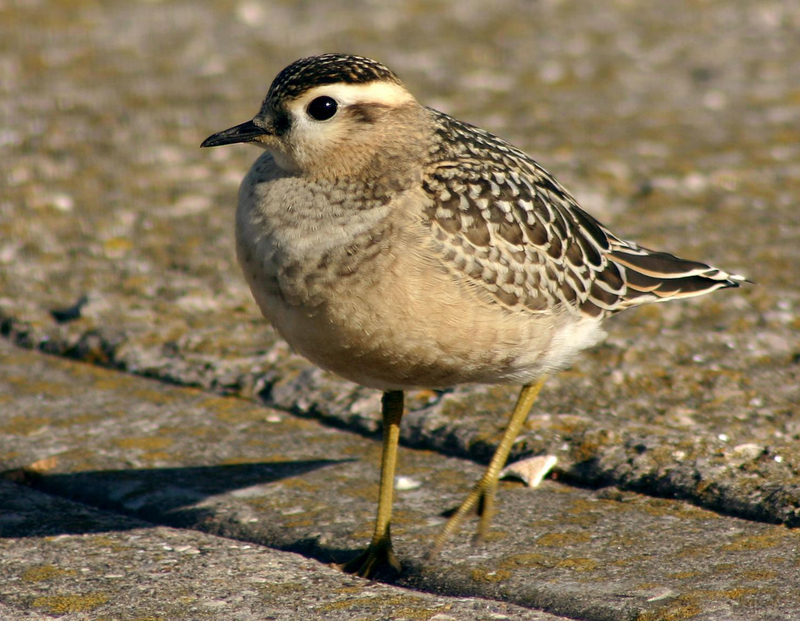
[306,96,338,121]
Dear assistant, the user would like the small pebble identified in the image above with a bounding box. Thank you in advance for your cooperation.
[500,455,557,488]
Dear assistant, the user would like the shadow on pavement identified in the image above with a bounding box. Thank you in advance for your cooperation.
[1,459,351,539]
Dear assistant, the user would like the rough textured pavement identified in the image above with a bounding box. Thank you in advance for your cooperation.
[1,1,799,619]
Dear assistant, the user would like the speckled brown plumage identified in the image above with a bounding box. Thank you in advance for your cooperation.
[421,109,742,319]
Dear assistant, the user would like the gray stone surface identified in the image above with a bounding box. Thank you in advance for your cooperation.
[3,341,800,620]
[1,0,799,619]
[1,0,798,530]
[1,478,568,621]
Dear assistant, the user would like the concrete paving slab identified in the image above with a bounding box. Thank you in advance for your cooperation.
[1,481,568,621]
[0,0,798,534]
[1,0,799,619]
[3,342,800,620]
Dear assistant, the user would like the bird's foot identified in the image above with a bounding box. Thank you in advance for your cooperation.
[428,477,497,560]
[341,538,401,579]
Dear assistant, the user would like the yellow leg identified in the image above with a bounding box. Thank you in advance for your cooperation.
[430,377,547,558]
[341,390,404,578]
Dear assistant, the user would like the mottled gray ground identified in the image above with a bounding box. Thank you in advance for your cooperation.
[1,0,799,619]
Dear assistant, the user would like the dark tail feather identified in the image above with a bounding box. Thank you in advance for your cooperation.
[609,244,746,309]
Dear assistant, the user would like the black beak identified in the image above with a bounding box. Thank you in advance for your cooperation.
[201,120,271,148]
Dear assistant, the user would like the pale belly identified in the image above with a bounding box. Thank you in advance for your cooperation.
[242,240,606,392]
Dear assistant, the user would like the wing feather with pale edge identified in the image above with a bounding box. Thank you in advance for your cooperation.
[420,109,744,318]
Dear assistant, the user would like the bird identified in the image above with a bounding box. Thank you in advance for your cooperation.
[201,53,745,578]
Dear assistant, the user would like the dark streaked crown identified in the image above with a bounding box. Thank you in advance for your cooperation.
[265,54,403,107]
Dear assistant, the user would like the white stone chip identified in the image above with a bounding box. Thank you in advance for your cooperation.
[499,454,557,488]
[395,476,422,491]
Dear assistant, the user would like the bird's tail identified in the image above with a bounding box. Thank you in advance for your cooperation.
[607,241,747,311]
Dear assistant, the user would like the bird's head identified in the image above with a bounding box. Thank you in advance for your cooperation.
[202,54,428,181]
